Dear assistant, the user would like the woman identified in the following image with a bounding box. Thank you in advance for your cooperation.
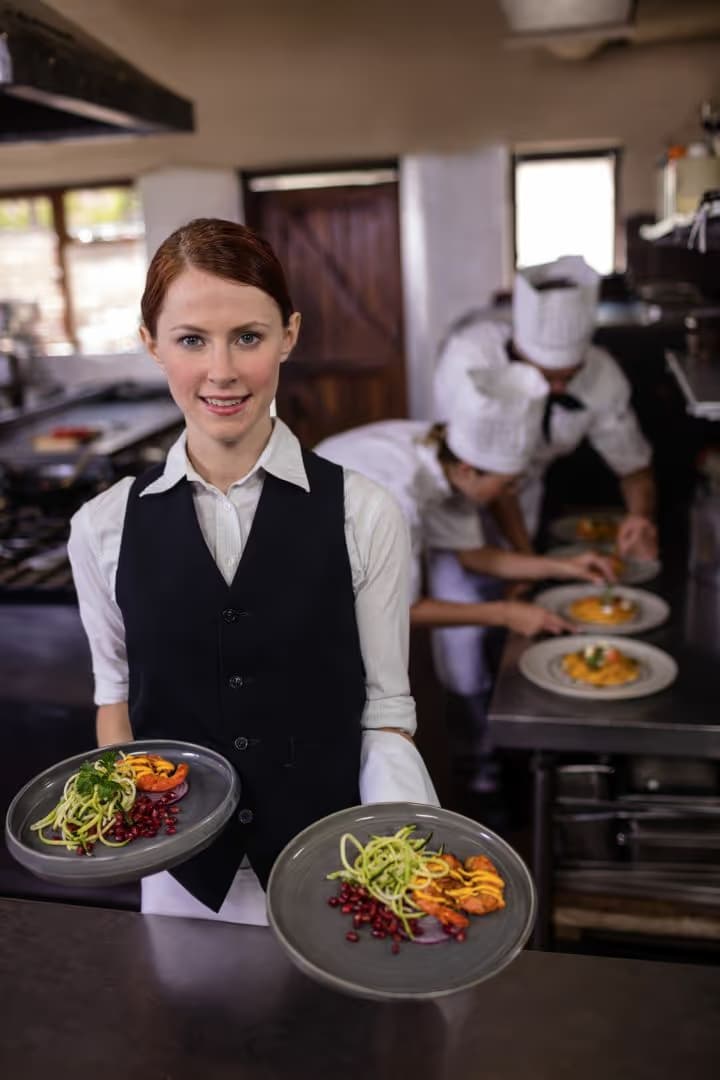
[68,217,436,924]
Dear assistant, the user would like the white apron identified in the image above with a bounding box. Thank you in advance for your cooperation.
[141,730,438,923]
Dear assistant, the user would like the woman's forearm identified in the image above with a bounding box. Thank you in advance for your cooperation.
[457,546,555,581]
[410,596,508,628]
[96,702,133,747]
[620,467,655,519]
[488,490,534,554]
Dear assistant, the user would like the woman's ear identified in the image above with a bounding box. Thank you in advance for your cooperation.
[139,325,162,369]
[280,312,302,364]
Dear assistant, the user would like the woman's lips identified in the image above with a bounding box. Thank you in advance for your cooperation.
[200,394,251,416]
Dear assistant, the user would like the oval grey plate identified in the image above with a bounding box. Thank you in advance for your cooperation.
[5,739,240,887]
[267,802,536,1001]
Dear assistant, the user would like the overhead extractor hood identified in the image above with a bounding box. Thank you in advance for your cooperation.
[0,0,194,143]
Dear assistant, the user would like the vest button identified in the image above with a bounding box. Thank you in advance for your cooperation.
[228,675,244,690]
[222,608,240,623]
[238,808,254,825]
[234,736,249,751]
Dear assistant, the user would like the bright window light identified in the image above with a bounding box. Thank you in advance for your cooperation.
[514,152,617,275]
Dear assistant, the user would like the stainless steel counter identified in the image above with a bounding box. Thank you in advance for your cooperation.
[1,898,718,1080]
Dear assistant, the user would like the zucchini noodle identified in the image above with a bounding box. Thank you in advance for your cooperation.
[327,825,449,936]
[30,752,137,853]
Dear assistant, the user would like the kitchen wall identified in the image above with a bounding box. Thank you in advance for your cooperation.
[1,2,718,215]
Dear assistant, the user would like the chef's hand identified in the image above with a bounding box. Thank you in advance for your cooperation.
[617,514,658,560]
[505,580,532,600]
[553,551,617,584]
[502,601,573,637]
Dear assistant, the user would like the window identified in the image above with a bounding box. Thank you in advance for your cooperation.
[513,150,618,275]
[0,183,145,355]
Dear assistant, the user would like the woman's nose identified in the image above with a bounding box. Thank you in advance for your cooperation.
[207,346,237,383]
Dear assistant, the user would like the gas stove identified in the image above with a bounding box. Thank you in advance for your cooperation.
[0,504,74,601]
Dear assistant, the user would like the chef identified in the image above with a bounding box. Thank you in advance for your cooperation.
[433,255,657,557]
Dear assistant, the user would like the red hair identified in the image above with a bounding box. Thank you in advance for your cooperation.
[141,218,294,336]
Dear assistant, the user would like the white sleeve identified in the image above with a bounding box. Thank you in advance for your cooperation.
[585,355,652,477]
[422,500,484,551]
[67,500,129,706]
[343,470,417,734]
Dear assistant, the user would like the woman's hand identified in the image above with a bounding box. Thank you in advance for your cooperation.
[617,514,658,560]
[551,551,617,584]
[502,601,573,637]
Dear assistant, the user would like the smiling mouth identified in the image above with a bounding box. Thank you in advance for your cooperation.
[200,394,252,412]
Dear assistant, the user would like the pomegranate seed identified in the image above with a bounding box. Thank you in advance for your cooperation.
[353,915,363,929]
[76,846,85,855]
[341,903,353,914]
[328,897,340,907]
[455,931,466,943]
[165,826,177,835]
[345,932,359,943]
[391,942,400,955]
[371,929,386,939]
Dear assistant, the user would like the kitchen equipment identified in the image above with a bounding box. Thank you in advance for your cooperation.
[556,763,615,801]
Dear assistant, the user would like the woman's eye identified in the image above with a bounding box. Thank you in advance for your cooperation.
[237,331,260,346]
[178,335,204,348]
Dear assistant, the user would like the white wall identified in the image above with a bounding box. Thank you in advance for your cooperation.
[137,167,244,261]
[400,147,511,419]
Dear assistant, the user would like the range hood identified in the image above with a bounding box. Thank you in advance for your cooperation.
[0,0,194,143]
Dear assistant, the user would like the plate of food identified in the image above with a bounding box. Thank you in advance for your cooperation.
[5,739,240,887]
[534,584,669,635]
[519,635,678,700]
[549,511,623,545]
[267,803,536,1001]
[546,543,660,586]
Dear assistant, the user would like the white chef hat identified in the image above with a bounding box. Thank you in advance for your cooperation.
[445,362,547,475]
[513,255,600,370]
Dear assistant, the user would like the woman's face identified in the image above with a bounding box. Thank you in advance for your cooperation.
[140,265,300,450]
[445,461,516,505]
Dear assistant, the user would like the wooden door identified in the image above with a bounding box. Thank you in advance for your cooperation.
[244,179,407,448]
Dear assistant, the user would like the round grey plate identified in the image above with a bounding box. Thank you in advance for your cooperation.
[534,584,670,636]
[519,635,678,700]
[5,740,240,887]
[549,511,624,544]
[267,802,536,1001]
[547,543,661,586]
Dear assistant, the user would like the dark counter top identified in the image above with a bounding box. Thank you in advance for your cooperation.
[488,564,720,759]
[1,898,719,1079]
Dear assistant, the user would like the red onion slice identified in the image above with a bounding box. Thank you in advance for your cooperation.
[410,916,451,945]
[144,780,188,804]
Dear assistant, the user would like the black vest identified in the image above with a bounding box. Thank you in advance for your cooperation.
[116,450,365,910]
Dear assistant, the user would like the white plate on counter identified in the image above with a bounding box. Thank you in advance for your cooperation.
[534,584,669,636]
[547,544,661,586]
[519,635,678,701]
[549,511,623,545]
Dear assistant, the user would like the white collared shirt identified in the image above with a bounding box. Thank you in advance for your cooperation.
[68,418,416,735]
[315,420,485,599]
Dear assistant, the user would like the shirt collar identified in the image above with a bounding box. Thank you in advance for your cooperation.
[140,417,310,497]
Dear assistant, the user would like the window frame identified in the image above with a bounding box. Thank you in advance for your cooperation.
[511,147,621,273]
[0,178,139,354]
